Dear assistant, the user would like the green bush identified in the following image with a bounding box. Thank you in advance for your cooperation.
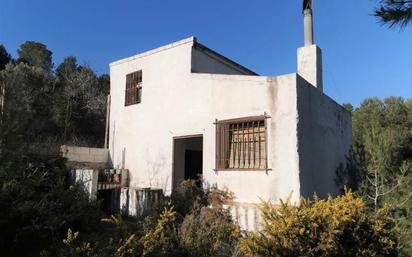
[240,191,398,257]
[179,207,241,257]
[0,155,101,257]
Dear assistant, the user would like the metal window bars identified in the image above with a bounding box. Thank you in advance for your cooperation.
[125,70,142,106]
[216,117,267,170]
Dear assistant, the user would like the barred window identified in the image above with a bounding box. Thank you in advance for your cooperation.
[125,70,142,106]
[216,117,267,170]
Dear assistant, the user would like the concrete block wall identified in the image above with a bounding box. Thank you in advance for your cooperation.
[61,145,109,164]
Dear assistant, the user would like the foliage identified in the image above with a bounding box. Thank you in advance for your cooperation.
[0,44,12,70]
[375,0,412,28]
[17,41,53,71]
[140,207,183,257]
[170,180,235,218]
[0,41,109,155]
[179,207,241,257]
[48,181,240,257]
[170,180,208,218]
[0,63,58,156]
[240,191,398,257]
[0,155,101,257]
[43,229,98,257]
[340,97,412,256]
[54,56,108,146]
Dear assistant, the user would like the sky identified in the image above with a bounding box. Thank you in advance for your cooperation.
[0,0,411,107]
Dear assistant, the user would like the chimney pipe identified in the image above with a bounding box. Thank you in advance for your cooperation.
[304,9,314,46]
[298,0,323,91]
[303,0,314,46]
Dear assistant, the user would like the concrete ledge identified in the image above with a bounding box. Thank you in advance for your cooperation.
[61,145,109,165]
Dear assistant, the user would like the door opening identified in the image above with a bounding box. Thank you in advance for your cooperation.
[173,135,203,189]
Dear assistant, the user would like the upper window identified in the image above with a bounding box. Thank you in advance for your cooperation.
[125,70,142,106]
[216,117,267,170]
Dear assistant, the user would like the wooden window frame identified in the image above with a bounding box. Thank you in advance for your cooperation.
[125,70,142,106]
[215,115,269,171]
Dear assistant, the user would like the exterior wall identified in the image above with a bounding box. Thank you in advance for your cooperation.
[190,73,301,204]
[109,38,193,190]
[296,75,352,198]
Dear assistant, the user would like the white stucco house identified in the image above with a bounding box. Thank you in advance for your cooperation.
[106,7,351,230]
[65,3,351,230]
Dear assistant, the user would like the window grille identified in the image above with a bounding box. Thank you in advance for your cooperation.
[216,117,267,170]
[125,70,142,106]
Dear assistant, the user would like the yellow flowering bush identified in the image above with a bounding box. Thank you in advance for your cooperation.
[240,191,397,257]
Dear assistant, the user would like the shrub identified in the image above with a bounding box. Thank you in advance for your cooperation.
[179,207,241,257]
[170,180,207,218]
[0,155,101,257]
[240,191,398,257]
[140,207,184,257]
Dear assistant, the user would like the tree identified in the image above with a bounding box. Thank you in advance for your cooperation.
[17,41,53,71]
[347,97,412,256]
[375,0,412,28]
[240,191,398,257]
[0,44,12,70]
[0,62,58,157]
[54,57,107,147]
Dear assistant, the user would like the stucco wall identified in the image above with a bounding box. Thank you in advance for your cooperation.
[296,75,352,198]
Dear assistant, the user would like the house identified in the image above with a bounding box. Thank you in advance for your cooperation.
[65,3,352,231]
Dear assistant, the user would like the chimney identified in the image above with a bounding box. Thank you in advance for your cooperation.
[298,0,323,92]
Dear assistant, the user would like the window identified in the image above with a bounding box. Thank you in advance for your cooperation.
[216,117,267,170]
[125,70,142,106]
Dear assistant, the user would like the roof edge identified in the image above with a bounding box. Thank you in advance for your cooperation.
[110,36,196,67]
[193,40,258,76]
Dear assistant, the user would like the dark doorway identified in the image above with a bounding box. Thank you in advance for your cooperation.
[97,189,120,214]
[173,135,203,189]
[185,150,202,180]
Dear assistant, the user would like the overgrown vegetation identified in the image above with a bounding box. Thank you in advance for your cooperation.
[0,155,101,257]
[241,191,398,257]
[40,180,240,257]
[341,97,412,256]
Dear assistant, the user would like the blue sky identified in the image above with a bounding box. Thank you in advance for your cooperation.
[1,0,411,106]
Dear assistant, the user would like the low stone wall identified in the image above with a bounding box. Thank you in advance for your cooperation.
[226,202,262,231]
[61,145,109,164]
[120,188,163,217]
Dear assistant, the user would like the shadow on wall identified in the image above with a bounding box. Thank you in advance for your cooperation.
[296,76,351,199]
